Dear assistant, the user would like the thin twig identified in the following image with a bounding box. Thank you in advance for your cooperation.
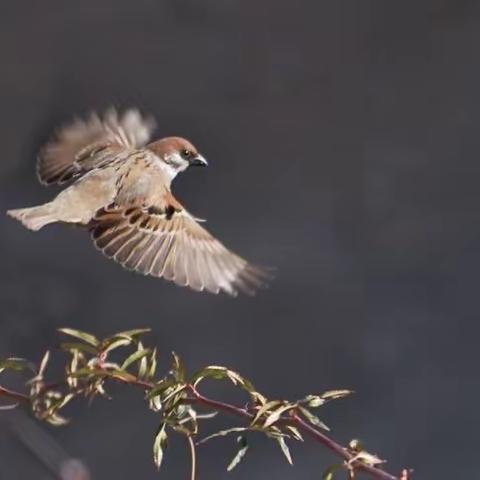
[187,435,196,480]
[0,386,30,404]
[0,374,401,480]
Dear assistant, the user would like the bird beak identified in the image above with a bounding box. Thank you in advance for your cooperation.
[189,154,208,167]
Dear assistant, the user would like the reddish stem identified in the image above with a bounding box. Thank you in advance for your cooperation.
[292,413,398,480]
[0,386,30,404]
[0,376,403,479]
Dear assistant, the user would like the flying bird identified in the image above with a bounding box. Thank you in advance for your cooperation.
[7,109,269,296]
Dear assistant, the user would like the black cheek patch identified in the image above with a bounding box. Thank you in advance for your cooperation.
[147,206,164,216]
[165,205,176,220]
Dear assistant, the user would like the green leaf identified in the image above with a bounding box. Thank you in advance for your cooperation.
[225,370,243,386]
[38,351,50,377]
[115,328,151,339]
[251,400,283,425]
[45,413,69,426]
[61,342,98,355]
[170,351,185,382]
[236,375,256,393]
[197,427,247,446]
[321,389,354,401]
[303,394,325,408]
[58,328,99,347]
[149,395,162,412]
[285,425,303,442]
[137,341,148,378]
[0,357,36,374]
[191,365,229,386]
[349,450,385,467]
[250,391,268,405]
[147,348,157,380]
[69,367,135,381]
[195,411,218,421]
[227,436,249,472]
[68,367,98,378]
[277,437,293,465]
[298,406,330,431]
[348,439,363,451]
[153,423,168,470]
[102,337,132,353]
[161,384,187,405]
[264,404,296,428]
[146,379,176,400]
[108,369,137,381]
[121,348,151,371]
[190,365,250,388]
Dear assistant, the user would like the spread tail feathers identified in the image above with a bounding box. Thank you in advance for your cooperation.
[7,203,57,231]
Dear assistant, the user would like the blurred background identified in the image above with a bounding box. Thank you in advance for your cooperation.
[1,1,479,478]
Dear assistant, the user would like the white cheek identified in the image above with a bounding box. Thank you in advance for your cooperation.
[163,163,179,180]
[162,153,189,178]
[160,154,181,180]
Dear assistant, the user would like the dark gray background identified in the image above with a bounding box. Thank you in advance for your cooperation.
[1,1,478,479]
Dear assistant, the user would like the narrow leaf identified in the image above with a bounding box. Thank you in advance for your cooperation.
[285,425,303,442]
[102,337,131,353]
[147,348,157,380]
[251,400,283,425]
[264,404,296,428]
[58,328,99,347]
[350,450,385,467]
[162,384,187,405]
[121,348,151,371]
[138,341,148,378]
[153,423,168,469]
[171,351,185,382]
[197,427,247,446]
[146,380,176,400]
[61,342,98,355]
[321,389,354,401]
[38,351,50,376]
[298,406,330,431]
[227,436,249,472]
[0,358,36,374]
[149,396,162,412]
[115,328,151,338]
[191,366,229,385]
[277,437,293,465]
[303,394,325,408]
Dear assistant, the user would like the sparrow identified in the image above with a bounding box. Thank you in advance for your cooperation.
[7,109,269,296]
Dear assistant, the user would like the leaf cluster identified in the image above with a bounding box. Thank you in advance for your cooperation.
[0,328,409,480]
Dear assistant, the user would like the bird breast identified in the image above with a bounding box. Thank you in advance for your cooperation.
[115,152,171,206]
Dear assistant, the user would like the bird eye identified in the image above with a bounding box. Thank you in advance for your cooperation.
[181,149,191,158]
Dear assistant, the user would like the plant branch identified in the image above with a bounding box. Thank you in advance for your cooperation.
[0,377,402,479]
[0,329,410,480]
[0,375,400,479]
[0,385,30,404]
[292,413,397,480]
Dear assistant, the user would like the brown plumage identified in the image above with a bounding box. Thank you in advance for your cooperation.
[8,109,270,296]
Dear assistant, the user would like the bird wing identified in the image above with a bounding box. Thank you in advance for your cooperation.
[37,109,155,186]
[89,198,269,296]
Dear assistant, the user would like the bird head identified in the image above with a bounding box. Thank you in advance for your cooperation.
[147,137,208,179]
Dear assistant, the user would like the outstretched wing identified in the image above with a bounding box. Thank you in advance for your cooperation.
[89,202,269,296]
[37,109,155,185]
